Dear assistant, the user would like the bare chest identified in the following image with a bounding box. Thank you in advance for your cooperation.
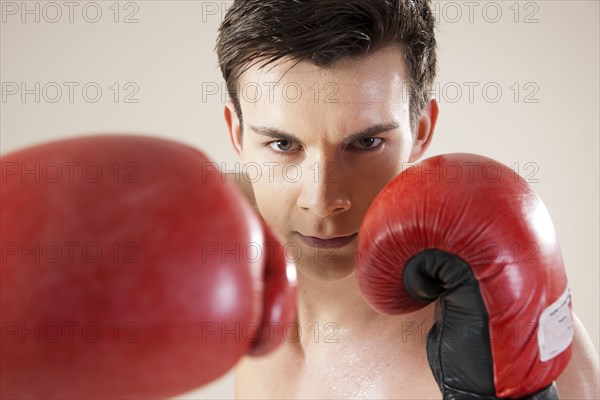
[236,336,442,399]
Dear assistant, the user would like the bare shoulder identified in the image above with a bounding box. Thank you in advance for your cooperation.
[223,172,256,207]
[555,312,600,399]
[234,357,263,399]
[234,349,298,400]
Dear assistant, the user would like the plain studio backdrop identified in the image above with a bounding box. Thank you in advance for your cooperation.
[1,1,598,398]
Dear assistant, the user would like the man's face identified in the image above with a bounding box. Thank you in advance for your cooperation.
[225,46,435,281]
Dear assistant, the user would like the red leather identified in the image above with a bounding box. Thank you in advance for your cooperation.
[1,135,296,399]
[248,216,297,356]
[356,153,572,398]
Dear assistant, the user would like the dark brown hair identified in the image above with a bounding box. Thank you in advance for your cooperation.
[215,0,437,138]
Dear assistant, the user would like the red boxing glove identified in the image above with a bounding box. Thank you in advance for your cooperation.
[356,153,573,399]
[0,135,296,399]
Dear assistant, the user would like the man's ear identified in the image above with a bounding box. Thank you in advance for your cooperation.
[224,99,244,161]
[409,97,439,163]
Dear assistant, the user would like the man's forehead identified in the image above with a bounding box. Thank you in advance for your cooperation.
[236,47,411,108]
[238,45,409,88]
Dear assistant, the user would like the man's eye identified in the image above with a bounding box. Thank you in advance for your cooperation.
[268,140,297,153]
[351,137,383,150]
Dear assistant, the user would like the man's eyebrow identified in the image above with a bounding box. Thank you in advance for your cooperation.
[248,126,298,143]
[248,122,400,144]
[341,122,400,144]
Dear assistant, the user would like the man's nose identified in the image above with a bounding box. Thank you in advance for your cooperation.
[296,160,351,218]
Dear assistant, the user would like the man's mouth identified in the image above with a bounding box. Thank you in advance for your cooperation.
[293,232,358,249]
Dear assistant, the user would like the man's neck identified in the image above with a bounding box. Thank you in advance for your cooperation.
[295,269,382,331]
[289,268,435,356]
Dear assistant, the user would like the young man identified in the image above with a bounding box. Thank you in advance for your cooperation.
[216,1,599,398]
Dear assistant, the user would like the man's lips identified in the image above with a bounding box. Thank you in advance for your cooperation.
[294,232,358,249]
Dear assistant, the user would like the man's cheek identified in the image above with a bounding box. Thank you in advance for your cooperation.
[253,195,283,228]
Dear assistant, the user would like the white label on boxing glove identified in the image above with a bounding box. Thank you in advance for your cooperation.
[538,286,574,362]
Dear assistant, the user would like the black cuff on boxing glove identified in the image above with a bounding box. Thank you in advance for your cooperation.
[403,250,561,400]
[440,382,559,400]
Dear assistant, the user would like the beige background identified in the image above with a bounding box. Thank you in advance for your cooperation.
[1,1,598,398]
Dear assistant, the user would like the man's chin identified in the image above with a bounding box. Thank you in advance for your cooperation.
[294,252,356,282]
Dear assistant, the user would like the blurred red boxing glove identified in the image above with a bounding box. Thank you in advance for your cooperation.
[0,135,296,399]
[356,153,573,399]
